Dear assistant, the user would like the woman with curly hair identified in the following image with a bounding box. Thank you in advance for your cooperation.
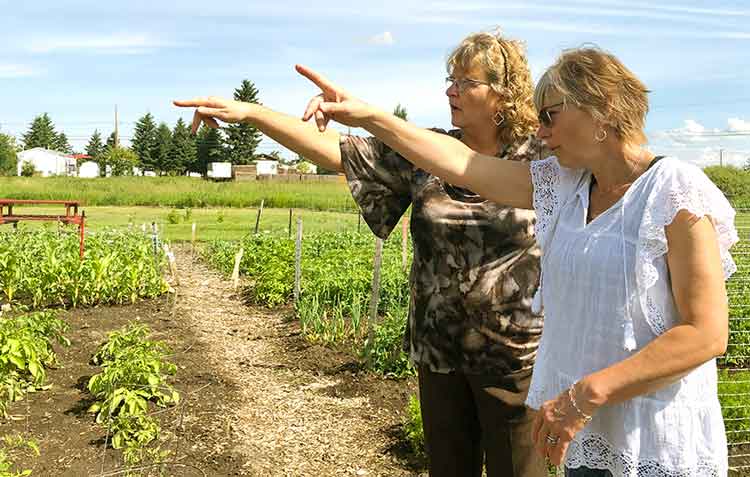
[175,31,549,477]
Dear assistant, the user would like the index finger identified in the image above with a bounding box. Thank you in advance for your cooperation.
[295,64,339,95]
[173,97,222,108]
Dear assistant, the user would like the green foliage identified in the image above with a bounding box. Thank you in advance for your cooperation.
[167,118,196,175]
[131,113,158,171]
[153,123,173,175]
[203,230,412,375]
[393,103,408,121]
[704,166,750,206]
[166,209,181,225]
[85,130,105,162]
[0,134,17,176]
[54,133,72,154]
[19,162,34,178]
[719,370,750,443]
[0,311,69,417]
[87,323,179,465]
[225,79,262,165]
[0,228,168,308]
[195,124,225,175]
[102,147,139,176]
[21,113,57,150]
[0,435,39,477]
[0,176,356,211]
[403,394,425,458]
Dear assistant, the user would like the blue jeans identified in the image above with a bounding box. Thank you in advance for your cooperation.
[565,467,613,477]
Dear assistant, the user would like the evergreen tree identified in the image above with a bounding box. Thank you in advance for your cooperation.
[54,132,73,153]
[224,79,262,165]
[85,130,105,160]
[22,113,58,150]
[167,118,195,175]
[393,103,408,121]
[132,112,158,170]
[0,133,18,175]
[153,122,172,175]
[106,131,117,148]
[195,125,224,175]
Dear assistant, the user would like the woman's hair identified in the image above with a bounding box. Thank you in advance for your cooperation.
[534,46,650,145]
[446,30,537,146]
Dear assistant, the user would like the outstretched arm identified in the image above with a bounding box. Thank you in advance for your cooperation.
[173,96,343,173]
[296,65,534,209]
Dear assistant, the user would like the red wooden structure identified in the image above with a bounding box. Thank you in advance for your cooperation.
[0,199,86,258]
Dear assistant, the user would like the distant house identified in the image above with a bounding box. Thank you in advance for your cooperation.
[256,160,279,176]
[78,161,100,178]
[17,148,76,177]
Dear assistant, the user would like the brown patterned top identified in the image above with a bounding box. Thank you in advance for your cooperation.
[340,129,548,377]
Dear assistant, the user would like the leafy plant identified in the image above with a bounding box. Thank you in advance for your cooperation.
[402,394,425,458]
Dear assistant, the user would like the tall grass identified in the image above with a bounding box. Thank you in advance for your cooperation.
[0,176,357,211]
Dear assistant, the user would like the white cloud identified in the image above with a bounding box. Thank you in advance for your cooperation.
[728,118,750,132]
[0,64,41,78]
[367,31,395,46]
[683,119,706,134]
[27,34,183,54]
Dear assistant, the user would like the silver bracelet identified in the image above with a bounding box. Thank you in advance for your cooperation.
[568,385,593,424]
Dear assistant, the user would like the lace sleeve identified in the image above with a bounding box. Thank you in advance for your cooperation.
[636,158,739,335]
[530,156,581,250]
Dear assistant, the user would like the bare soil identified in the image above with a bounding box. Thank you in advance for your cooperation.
[3,247,424,477]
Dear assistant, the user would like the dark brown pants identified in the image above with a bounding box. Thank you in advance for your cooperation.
[418,365,547,477]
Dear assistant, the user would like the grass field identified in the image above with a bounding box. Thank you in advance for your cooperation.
[0,205,365,242]
[0,176,357,211]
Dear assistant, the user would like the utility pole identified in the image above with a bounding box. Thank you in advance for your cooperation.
[720,148,723,167]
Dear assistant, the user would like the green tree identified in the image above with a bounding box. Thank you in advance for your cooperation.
[195,125,224,175]
[153,122,172,175]
[85,130,105,160]
[101,146,138,176]
[167,118,195,175]
[393,103,408,121]
[224,79,262,165]
[0,133,18,175]
[22,113,58,150]
[132,113,158,170]
[54,132,73,153]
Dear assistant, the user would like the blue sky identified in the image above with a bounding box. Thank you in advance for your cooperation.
[1,0,749,167]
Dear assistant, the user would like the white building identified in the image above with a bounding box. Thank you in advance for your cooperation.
[17,148,76,177]
[77,161,100,178]
[256,160,279,175]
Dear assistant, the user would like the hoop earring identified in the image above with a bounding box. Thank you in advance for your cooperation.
[594,129,607,142]
[493,111,505,127]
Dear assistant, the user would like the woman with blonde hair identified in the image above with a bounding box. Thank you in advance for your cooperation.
[297,46,737,476]
[177,31,549,477]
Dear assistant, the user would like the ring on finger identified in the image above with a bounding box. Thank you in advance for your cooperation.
[546,434,560,446]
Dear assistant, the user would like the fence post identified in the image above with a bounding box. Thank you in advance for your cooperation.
[232,247,244,291]
[288,208,293,239]
[367,237,384,362]
[254,199,265,234]
[191,222,197,255]
[294,217,303,305]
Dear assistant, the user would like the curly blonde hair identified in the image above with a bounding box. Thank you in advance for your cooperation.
[534,46,650,145]
[446,30,538,147]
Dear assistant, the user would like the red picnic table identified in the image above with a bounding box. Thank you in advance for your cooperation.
[0,199,86,258]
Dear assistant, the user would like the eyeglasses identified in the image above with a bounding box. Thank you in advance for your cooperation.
[445,76,491,93]
[538,102,564,127]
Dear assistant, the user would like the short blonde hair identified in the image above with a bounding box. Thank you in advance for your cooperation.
[447,30,537,146]
[534,46,650,144]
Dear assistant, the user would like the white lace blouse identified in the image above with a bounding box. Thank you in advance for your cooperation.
[526,156,739,476]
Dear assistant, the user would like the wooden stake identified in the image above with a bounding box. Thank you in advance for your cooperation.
[254,199,265,234]
[232,247,244,291]
[294,217,303,305]
[191,222,197,254]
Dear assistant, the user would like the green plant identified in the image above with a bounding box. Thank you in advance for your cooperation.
[0,435,39,477]
[364,307,414,378]
[403,394,425,458]
[166,209,180,225]
[87,323,179,466]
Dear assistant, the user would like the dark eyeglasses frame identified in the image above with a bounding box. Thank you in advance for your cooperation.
[538,102,564,127]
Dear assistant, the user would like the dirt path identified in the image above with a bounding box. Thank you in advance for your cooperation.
[171,247,420,477]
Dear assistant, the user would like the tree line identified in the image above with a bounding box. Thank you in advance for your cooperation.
[0,79,262,177]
